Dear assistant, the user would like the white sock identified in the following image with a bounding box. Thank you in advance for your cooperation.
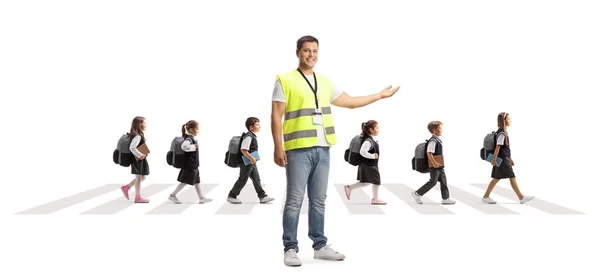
[194,184,203,199]
[372,185,380,200]
[349,182,370,190]
[171,183,186,196]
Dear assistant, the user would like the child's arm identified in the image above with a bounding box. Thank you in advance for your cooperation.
[359,140,377,159]
[240,136,257,164]
[426,140,440,168]
[426,152,441,168]
[492,133,504,166]
[181,138,197,152]
[129,135,144,159]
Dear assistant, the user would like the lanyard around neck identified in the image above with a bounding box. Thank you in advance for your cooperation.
[297,68,319,109]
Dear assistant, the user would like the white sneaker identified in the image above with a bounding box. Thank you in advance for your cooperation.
[314,245,345,261]
[412,192,423,204]
[227,197,242,204]
[198,197,213,204]
[482,197,497,204]
[284,249,302,267]
[168,195,181,204]
[260,196,275,203]
[441,198,456,205]
[520,195,534,204]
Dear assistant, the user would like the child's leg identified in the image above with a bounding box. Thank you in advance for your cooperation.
[349,182,370,190]
[508,177,524,199]
[344,182,369,200]
[370,185,387,204]
[194,183,203,198]
[248,165,267,198]
[372,185,380,199]
[416,169,441,196]
[134,175,143,197]
[133,175,149,203]
[483,178,500,198]
[126,179,135,188]
[171,183,187,197]
[438,169,450,200]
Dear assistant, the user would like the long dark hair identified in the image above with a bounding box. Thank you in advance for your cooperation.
[361,120,378,138]
[128,116,145,140]
[182,120,199,136]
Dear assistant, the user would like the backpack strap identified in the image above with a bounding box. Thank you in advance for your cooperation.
[238,132,248,151]
[362,136,375,150]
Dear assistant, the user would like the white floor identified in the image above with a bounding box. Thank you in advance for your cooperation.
[2,167,596,275]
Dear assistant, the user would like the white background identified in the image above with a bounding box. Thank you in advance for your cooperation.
[1,0,598,275]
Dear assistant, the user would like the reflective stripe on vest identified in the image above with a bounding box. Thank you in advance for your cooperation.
[277,70,337,151]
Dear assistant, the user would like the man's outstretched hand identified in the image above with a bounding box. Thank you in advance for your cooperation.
[379,85,401,99]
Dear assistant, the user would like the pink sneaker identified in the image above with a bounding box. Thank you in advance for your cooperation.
[134,196,149,203]
[120,185,130,200]
[371,199,387,205]
[344,185,351,200]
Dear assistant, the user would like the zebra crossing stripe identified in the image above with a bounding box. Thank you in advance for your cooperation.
[146,184,218,215]
[80,184,173,214]
[334,184,385,214]
[469,183,585,214]
[15,184,121,215]
[433,184,519,214]
[214,183,267,215]
[383,184,454,214]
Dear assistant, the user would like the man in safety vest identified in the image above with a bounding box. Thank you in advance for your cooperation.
[271,35,400,267]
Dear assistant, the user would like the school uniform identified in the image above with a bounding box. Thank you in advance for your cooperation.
[228,131,268,199]
[357,136,380,185]
[491,129,515,179]
[129,134,150,176]
[415,135,450,200]
[177,133,201,185]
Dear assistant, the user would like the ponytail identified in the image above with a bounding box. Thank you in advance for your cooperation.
[360,122,368,137]
[182,120,200,137]
[360,120,378,138]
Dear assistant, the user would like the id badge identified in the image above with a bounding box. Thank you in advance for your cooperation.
[312,112,323,125]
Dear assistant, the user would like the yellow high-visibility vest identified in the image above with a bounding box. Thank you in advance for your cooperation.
[276,69,337,151]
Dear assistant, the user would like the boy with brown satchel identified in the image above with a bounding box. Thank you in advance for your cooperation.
[411,121,456,205]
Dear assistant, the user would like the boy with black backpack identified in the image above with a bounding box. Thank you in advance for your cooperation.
[411,121,456,205]
[227,117,275,204]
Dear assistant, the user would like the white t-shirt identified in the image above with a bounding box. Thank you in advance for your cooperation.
[272,75,343,147]
[427,135,442,153]
[496,133,505,146]
[240,132,256,151]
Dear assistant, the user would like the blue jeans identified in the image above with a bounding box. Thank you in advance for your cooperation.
[282,146,330,253]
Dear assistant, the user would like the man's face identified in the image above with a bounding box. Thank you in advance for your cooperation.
[297,42,319,69]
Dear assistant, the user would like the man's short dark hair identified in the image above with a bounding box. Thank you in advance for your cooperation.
[297,35,319,51]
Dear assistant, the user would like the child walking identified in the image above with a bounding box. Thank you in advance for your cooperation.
[411,121,456,205]
[344,120,387,205]
[120,116,150,203]
[168,120,213,204]
[227,117,274,204]
[481,112,534,204]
